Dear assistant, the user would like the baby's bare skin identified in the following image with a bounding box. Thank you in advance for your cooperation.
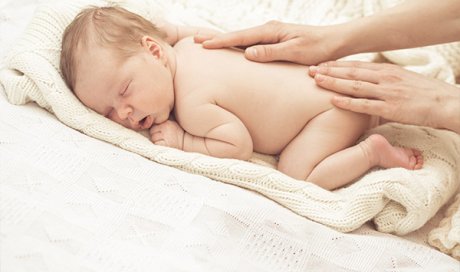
[67,7,422,190]
[75,36,422,190]
[166,38,422,187]
[173,37,365,154]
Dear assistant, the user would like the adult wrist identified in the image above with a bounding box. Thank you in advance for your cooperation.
[333,12,409,58]
[439,87,460,134]
[329,21,368,60]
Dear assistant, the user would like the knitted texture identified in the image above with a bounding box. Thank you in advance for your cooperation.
[1,0,459,260]
[2,92,459,271]
[428,194,460,259]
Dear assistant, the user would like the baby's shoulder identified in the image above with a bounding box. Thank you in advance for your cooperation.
[175,83,220,108]
[174,84,221,124]
[173,36,200,51]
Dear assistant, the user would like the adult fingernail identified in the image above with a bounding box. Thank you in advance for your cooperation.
[247,47,258,58]
[315,74,325,82]
[332,96,349,105]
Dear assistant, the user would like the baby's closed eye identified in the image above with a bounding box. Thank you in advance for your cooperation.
[104,108,114,118]
[120,80,132,96]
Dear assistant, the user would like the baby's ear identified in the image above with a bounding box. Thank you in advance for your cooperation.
[141,35,163,59]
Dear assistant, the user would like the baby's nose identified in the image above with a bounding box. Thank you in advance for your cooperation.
[116,105,132,120]
[115,107,138,129]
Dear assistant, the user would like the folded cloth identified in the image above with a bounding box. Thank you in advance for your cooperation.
[1,0,459,259]
[429,194,460,259]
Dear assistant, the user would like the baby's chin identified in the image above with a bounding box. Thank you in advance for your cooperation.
[154,112,172,125]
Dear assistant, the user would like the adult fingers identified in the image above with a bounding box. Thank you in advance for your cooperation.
[319,60,389,71]
[314,74,382,99]
[331,96,389,118]
[309,65,380,84]
[200,23,281,49]
[194,33,218,44]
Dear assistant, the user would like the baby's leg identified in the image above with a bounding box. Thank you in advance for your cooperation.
[277,109,422,190]
[306,134,423,190]
[278,109,369,186]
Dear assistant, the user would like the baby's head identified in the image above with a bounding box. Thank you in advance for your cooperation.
[60,6,175,130]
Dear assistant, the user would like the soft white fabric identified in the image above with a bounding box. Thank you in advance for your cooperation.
[429,193,460,258]
[1,0,460,263]
[2,89,459,271]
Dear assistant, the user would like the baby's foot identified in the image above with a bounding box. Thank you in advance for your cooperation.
[363,134,423,170]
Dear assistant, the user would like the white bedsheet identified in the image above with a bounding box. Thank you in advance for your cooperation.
[1,1,459,271]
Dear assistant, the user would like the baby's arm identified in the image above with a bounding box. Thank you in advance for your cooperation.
[150,103,253,160]
[151,18,220,45]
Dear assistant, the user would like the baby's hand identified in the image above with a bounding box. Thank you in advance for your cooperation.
[149,120,185,150]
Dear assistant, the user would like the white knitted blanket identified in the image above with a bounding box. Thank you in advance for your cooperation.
[1,0,459,260]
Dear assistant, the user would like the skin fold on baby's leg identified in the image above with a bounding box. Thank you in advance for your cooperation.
[277,109,423,190]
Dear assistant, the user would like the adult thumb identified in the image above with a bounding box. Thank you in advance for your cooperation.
[244,42,292,63]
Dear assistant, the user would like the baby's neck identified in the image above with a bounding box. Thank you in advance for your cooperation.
[163,44,177,82]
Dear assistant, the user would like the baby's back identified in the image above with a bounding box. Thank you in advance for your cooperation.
[173,38,353,154]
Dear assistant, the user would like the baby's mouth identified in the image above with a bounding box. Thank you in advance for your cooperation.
[138,115,153,130]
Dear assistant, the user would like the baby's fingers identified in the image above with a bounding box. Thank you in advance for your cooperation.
[150,127,164,142]
[154,139,167,146]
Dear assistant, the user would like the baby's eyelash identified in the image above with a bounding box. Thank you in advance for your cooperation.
[121,80,131,96]
[104,108,113,118]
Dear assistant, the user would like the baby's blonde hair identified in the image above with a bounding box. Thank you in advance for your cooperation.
[60,6,166,90]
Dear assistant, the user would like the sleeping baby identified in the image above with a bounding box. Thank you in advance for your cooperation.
[60,6,423,190]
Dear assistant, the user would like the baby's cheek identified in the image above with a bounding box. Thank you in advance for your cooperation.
[108,113,133,130]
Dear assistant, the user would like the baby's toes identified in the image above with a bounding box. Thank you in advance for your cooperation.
[404,148,423,170]
[414,153,424,169]
[407,148,423,170]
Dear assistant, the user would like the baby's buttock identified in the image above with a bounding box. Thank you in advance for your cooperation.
[237,85,345,154]
[242,80,375,155]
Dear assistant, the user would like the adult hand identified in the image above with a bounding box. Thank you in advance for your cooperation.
[308,61,460,133]
[194,21,340,65]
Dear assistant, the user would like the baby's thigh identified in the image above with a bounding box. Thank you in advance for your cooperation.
[311,108,370,147]
[279,108,370,173]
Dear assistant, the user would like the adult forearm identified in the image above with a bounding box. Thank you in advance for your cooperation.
[336,0,460,57]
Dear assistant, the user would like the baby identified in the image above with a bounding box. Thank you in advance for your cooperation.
[60,6,423,190]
